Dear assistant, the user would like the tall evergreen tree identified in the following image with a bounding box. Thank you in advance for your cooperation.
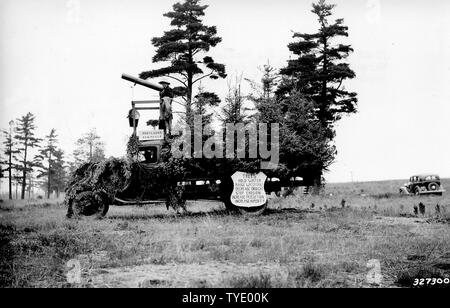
[193,85,221,128]
[34,129,60,198]
[247,62,279,102]
[72,129,105,167]
[247,63,279,115]
[1,121,20,200]
[248,63,334,190]
[26,171,38,199]
[220,76,250,127]
[278,92,336,186]
[13,170,22,199]
[139,0,226,124]
[50,148,67,198]
[279,0,357,126]
[14,113,41,199]
[278,0,357,188]
[218,76,255,162]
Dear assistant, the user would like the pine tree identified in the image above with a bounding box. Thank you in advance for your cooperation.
[1,121,20,199]
[14,113,41,199]
[278,92,336,188]
[72,129,105,167]
[280,0,357,125]
[217,76,255,162]
[50,148,67,198]
[278,0,357,188]
[139,0,226,124]
[34,129,59,198]
[247,63,279,119]
[26,171,38,199]
[248,63,334,190]
[248,62,279,101]
[13,170,22,199]
[193,85,221,128]
[220,75,250,127]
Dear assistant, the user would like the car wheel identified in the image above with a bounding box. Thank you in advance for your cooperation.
[428,182,439,192]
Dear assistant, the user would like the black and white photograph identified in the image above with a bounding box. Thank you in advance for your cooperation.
[1,0,449,292]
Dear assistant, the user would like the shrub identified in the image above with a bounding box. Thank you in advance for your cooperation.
[299,262,326,283]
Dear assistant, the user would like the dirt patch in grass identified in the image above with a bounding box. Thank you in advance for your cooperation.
[90,261,289,288]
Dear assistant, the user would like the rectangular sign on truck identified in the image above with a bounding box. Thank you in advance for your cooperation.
[138,129,164,141]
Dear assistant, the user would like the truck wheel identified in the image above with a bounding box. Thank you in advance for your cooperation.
[94,190,110,218]
[222,197,238,212]
[219,177,238,212]
[70,190,110,217]
[96,203,109,219]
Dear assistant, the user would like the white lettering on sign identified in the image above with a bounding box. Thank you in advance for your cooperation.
[138,129,164,141]
[230,171,267,208]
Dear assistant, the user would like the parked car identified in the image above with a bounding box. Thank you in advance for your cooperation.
[399,174,445,196]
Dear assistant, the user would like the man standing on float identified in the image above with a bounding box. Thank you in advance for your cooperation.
[158,80,174,137]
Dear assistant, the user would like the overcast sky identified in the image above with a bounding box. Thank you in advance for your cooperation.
[1,0,449,184]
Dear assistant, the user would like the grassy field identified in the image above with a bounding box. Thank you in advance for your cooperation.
[1,179,449,288]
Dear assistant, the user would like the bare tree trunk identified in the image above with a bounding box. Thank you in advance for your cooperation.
[186,73,193,127]
[8,149,12,200]
[47,154,51,199]
[30,177,33,199]
[28,177,31,199]
[21,143,28,200]
[185,49,194,127]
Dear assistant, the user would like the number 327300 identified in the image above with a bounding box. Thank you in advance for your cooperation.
[413,278,449,286]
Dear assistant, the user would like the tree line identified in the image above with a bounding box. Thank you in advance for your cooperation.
[139,0,358,191]
[0,113,105,200]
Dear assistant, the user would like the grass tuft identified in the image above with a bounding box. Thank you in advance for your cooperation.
[225,272,273,288]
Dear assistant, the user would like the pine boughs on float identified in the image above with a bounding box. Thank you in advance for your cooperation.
[64,153,192,218]
[126,135,140,160]
[65,134,289,217]
[65,158,131,218]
